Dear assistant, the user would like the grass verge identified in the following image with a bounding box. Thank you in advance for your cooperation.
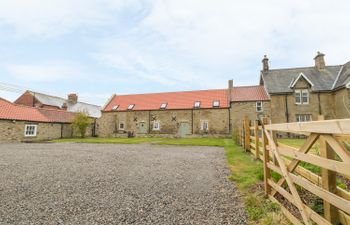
[224,139,289,224]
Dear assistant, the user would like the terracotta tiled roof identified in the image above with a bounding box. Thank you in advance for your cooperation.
[104,89,229,111]
[0,98,76,123]
[231,86,270,102]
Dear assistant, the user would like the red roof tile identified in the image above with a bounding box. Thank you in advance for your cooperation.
[104,89,229,111]
[231,86,270,102]
[0,98,76,123]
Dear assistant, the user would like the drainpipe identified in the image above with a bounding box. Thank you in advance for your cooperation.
[60,123,63,138]
[148,111,151,134]
[228,107,231,134]
[318,92,322,115]
[191,109,194,134]
[285,94,289,123]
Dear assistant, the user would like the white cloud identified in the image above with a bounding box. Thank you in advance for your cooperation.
[0,0,139,38]
[6,61,84,81]
[2,0,350,91]
[89,0,350,89]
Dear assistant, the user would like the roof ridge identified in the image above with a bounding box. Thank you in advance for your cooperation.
[29,90,101,107]
[114,88,228,97]
[233,85,264,88]
[268,64,342,71]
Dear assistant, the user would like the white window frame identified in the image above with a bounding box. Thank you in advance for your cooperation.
[152,121,160,130]
[301,90,309,104]
[119,122,125,130]
[296,114,312,122]
[201,120,209,131]
[295,89,309,105]
[194,101,201,108]
[127,104,135,110]
[112,105,119,111]
[24,124,37,137]
[256,101,263,112]
[212,100,220,107]
[160,103,167,109]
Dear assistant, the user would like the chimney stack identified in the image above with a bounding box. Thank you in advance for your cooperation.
[262,55,269,72]
[228,79,233,102]
[314,51,326,70]
[68,93,78,104]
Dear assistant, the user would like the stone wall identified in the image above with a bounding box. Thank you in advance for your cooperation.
[269,78,336,123]
[97,108,231,137]
[230,101,271,133]
[0,120,94,142]
[334,88,350,119]
[270,92,335,123]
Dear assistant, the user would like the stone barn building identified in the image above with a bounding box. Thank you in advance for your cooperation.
[98,82,270,137]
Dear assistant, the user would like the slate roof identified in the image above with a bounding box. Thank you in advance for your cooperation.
[0,98,76,123]
[104,89,229,111]
[29,91,101,118]
[231,85,269,102]
[261,65,343,94]
[333,62,350,89]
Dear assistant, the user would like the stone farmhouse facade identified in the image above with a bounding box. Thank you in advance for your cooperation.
[0,98,93,142]
[1,51,348,140]
[261,52,350,123]
[98,51,350,138]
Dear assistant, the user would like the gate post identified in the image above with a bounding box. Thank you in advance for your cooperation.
[244,116,250,152]
[318,115,339,224]
[254,120,260,159]
[261,117,270,197]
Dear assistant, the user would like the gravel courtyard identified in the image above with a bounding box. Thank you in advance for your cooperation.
[0,143,246,225]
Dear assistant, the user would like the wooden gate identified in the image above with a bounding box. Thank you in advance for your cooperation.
[237,117,350,224]
[262,119,350,225]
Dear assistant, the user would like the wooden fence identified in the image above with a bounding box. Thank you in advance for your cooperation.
[237,117,350,225]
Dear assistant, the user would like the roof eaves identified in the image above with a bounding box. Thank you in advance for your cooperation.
[331,65,344,90]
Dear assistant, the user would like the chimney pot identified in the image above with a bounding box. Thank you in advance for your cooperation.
[314,51,326,70]
[68,93,78,104]
[262,55,269,72]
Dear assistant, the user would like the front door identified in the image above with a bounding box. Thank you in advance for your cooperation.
[178,122,190,137]
[138,122,147,134]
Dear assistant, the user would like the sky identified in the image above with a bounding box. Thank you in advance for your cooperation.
[0,0,350,106]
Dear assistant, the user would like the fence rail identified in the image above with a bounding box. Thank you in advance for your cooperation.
[237,116,350,225]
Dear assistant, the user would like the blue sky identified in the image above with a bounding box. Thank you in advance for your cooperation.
[1,0,350,106]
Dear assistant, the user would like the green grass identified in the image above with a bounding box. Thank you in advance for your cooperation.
[52,137,227,146]
[224,140,288,224]
[52,137,164,144]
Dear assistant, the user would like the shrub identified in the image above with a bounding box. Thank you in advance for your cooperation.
[71,113,92,138]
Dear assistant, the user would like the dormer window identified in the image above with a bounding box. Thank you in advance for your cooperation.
[194,101,201,108]
[212,100,220,107]
[127,104,135,110]
[112,105,119,111]
[295,90,309,105]
[160,103,167,109]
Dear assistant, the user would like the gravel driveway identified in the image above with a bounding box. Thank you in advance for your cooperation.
[0,143,246,225]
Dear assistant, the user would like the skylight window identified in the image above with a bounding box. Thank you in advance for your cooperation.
[160,103,167,109]
[213,100,220,107]
[194,101,201,108]
[112,105,119,111]
[127,104,135,110]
